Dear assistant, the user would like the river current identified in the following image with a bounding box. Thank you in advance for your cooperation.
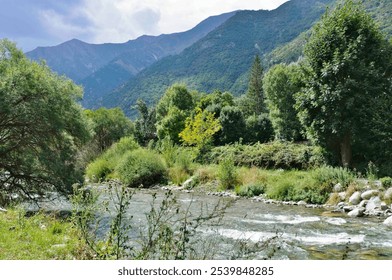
[28,187,392,260]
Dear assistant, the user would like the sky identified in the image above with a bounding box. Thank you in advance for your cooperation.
[0,0,289,52]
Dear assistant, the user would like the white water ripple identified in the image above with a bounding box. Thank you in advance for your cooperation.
[212,228,365,246]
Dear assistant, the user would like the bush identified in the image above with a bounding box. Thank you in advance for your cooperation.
[235,183,266,197]
[312,166,355,191]
[205,141,325,170]
[381,177,392,189]
[116,149,167,188]
[85,137,139,182]
[218,157,237,190]
[264,169,341,204]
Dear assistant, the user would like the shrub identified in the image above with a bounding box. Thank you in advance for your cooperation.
[218,157,237,190]
[235,183,266,197]
[205,141,325,169]
[85,158,112,182]
[85,137,140,182]
[312,166,355,192]
[381,177,392,189]
[116,149,166,188]
[168,166,189,185]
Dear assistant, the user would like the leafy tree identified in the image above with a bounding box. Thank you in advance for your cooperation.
[179,108,221,149]
[0,40,90,204]
[218,106,246,145]
[263,63,304,141]
[85,107,133,152]
[244,114,274,144]
[156,107,188,143]
[155,84,196,144]
[134,99,157,146]
[296,0,392,167]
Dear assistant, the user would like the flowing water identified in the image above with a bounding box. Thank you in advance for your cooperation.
[29,187,392,260]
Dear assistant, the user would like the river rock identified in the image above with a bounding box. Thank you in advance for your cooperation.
[348,207,365,218]
[358,200,368,208]
[343,205,355,212]
[182,177,196,189]
[384,188,392,201]
[366,196,382,214]
[349,192,362,205]
[333,183,343,192]
[361,190,379,200]
[338,192,346,201]
[297,201,307,206]
[381,202,389,211]
[337,202,346,209]
[383,216,392,226]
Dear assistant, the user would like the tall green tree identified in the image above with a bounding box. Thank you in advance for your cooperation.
[0,40,90,204]
[296,0,392,167]
[244,55,266,116]
[155,84,197,144]
[263,63,304,141]
[134,99,157,146]
[85,107,133,152]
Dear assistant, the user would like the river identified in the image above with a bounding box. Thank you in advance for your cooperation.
[28,187,392,260]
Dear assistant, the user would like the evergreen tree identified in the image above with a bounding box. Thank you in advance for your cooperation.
[245,55,266,115]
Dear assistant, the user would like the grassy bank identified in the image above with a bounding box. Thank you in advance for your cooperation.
[0,209,88,260]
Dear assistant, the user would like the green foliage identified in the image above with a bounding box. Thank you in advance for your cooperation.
[85,137,140,182]
[179,107,221,149]
[235,183,266,197]
[264,167,353,204]
[366,161,379,180]
[84,107,133,152]
[116,149,166,188]
[206,141,325,170]
[297,0,392,167]
[134,99,157,146]
[0,40,90,203]
[263,63,304,141]
[243,114,274,144]
[155,84,197,144]
[380,177,392,188]
[312,165,355,190]
[218,157,238,190]
[0,208,89,259]
[244,55,266,115]
[217,106,246,145]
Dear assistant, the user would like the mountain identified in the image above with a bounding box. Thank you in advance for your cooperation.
[26,11,236,106]
[103,0,335,116]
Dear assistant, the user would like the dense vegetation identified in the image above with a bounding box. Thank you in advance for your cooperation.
[1,0,392,260]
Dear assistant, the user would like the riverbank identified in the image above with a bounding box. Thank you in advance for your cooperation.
[0,208,89,259]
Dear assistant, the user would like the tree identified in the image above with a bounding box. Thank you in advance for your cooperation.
[0,40,90,204]
[155,84,196,144]
[263,63,304,141]
[134,99,157,146]
[244,55,266,116]
[218,106,246,145]
[296,0,392,167]
[85,107,133,152]
[244,114,274,144]
[179,108,221,149]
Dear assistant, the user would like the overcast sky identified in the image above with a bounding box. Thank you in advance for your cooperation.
[0,0,289,52]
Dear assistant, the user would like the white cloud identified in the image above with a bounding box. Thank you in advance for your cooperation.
[38,0,289,45]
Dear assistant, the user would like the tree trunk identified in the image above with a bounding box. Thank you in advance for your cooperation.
[340,133,352,168]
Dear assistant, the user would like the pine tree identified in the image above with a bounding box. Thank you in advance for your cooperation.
[246,55,266,115]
